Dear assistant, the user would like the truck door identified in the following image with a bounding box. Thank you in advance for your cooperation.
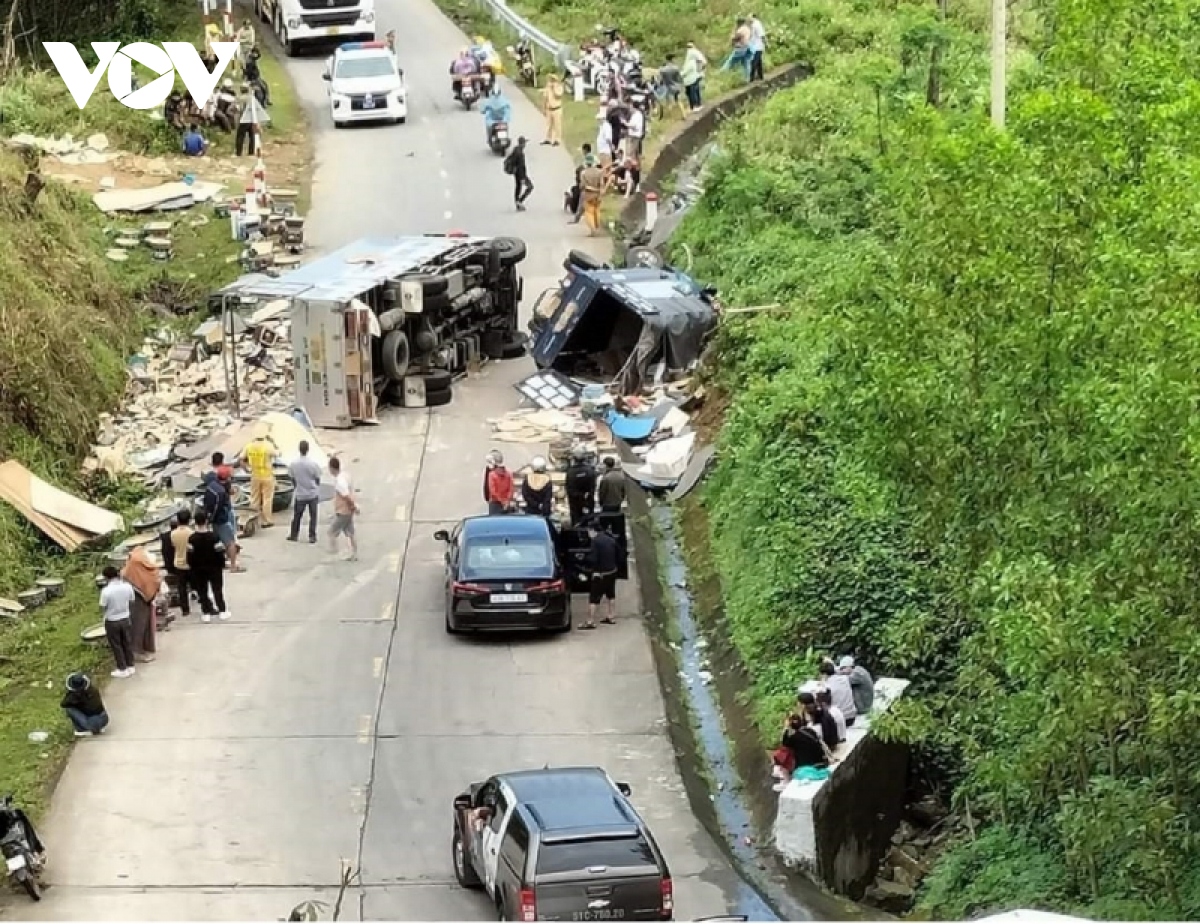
[291,298,354,429]
[481,787,512,896]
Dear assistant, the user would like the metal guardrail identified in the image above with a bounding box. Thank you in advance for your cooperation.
[471,0,566,59]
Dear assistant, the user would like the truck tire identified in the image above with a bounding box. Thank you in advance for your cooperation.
[626,245,665,269]
[481,331,505,360]
[381,330,411,380]
[492,237,527,267]
[425,386,453,407]
[423,370,453,392]
[499,338,526,360]
[564,249,602,272]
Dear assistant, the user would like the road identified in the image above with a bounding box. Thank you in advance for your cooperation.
[7,0,755,921]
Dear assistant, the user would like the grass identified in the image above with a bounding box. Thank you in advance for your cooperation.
[0,12,309,821]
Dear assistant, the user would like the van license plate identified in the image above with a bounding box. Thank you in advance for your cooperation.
[573,911,625,921]
[5,855,26,872]
[491,593,527,604]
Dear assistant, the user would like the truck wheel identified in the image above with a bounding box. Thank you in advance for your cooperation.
[492,237,527,267]
[626,245,665,269]
[564,249,602,272]
[425,386,453,407]
[423,370,453,392]
[381,330,411,380]
[481,331,505,360]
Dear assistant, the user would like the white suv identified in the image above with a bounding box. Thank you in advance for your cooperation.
[323,41,407,127]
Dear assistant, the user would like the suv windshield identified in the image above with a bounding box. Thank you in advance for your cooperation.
[462,539,554,579]
[335,56,395,79]
[535,836,657,875]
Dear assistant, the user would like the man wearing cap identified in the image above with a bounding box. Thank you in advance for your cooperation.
[839,655,875,716]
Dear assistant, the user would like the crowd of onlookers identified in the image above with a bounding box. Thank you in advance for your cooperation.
[65,425,360,740]
[169,18,272,159]
[547,16,768,234]
[772,655,876,788]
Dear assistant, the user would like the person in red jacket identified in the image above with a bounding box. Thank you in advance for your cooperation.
[483,450,515,514]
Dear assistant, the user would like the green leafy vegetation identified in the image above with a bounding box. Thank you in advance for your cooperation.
[0,0,307,816]
[670,0,1200,916]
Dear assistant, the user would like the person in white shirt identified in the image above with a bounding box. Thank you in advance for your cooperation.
[596,111,615,166]
[817,688,847,743]
[328,456,360,561]
[623,106,646,158]
[748,14,766,81]
[819,658,858,726]
[99,566,138,678]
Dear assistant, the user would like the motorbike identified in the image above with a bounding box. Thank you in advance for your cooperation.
[1,795,44,901]
[458,75,482,110]
[488,120,511,155]
[509,39,537,87]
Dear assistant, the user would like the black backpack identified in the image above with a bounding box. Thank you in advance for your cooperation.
[503,151,517,175]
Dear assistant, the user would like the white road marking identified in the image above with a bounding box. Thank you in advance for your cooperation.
[443,210,453,220]
[379,601,394,621]
[373,656,384,678]
[439,168,449,179]
[394,503,407,521]
[386,552,402,573]
[357,714,373,743]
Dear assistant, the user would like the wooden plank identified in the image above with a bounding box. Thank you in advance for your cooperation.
[29,471,123,536]
[0,462,89,550]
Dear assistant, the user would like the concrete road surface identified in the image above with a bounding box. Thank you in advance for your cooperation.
[8,1,755,920]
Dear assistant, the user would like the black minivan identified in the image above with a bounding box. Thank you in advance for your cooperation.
[451,767,674,921]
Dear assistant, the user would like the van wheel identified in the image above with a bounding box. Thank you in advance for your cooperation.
[381,330,411,380]
[492,236,527,267]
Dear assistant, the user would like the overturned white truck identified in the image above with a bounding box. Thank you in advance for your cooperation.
[214,234,529,428]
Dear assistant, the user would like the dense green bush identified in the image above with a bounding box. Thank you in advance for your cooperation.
[676,0,1200,916]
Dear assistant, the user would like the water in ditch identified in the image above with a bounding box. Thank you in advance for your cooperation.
[650,503,867,922]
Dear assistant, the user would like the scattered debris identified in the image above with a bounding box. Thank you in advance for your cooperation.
[84,309,296,482]
[0,461,124,551]
[8,132,117,164]
[93,180,226,214]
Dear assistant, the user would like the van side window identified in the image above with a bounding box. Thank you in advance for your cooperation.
[499,814,530,877]
[489,790,509,834]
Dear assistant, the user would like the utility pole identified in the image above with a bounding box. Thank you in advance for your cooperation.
[990,0,1006,128]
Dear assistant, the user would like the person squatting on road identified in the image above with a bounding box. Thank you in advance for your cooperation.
[484,450,515,514]
[288,439,322,543]
[189,510,230,622]
[581,520,620,629]
[329,456,360,561]
[99,566,137,678]
[121,544,160,663]
[522,456,554,517]
[240,424,279,528]
[61,672,109,737]
[504,137,534,211]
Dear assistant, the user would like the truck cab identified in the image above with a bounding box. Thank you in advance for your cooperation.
[256,0,376,56]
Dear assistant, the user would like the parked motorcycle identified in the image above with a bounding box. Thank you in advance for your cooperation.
[509,39,537,87]
[488,121,511,155]
[1,795,44,901]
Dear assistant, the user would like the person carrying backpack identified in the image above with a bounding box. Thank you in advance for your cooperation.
[483,450,515,514]
[564,448,597,526]
[503,136,534,211]
[202,453,244,573]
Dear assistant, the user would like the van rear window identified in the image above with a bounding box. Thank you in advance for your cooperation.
[535,837,656,875]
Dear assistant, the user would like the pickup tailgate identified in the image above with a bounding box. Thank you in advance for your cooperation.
[534,836,666,921]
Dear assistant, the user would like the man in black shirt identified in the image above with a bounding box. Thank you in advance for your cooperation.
[581,521,620,629]
[565,450,597,525]
[504,136,534,211]
[188,510,230,622]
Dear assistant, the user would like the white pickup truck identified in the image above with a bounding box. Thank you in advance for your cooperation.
[255,0,375,56]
